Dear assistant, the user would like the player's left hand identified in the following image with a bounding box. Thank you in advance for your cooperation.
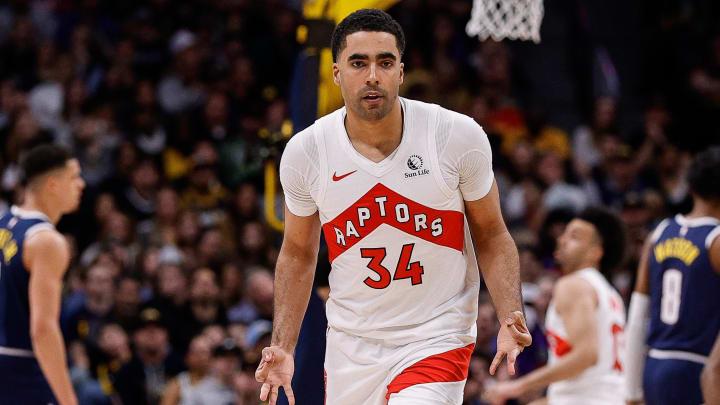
[490,310,532,376]
[483,379,525,405]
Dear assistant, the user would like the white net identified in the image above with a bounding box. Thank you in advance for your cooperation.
[466,0,544,43]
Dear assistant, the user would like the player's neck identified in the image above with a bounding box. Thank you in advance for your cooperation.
[687,199,720,221]
[563,261,598,274]
[344,100,403,160]
[20,191,62,225]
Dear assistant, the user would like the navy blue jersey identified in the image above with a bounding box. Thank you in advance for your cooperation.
[646,215,720,355]
[0,206,54,352]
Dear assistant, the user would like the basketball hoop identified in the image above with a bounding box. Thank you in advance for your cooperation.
[466,0,544,43]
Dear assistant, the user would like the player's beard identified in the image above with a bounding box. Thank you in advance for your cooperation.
[352,86,396,121]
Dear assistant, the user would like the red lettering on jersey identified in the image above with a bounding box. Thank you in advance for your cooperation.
[322,183,464,262]
[546,329,572,357]
[609,296,620,311]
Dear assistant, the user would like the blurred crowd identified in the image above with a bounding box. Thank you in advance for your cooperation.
[0,0,719,404]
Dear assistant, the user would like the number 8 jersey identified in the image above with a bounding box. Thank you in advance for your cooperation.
[647,215,720,356]
[280,98,494,345]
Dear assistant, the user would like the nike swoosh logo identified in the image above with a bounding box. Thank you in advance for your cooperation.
[332,170,357,181]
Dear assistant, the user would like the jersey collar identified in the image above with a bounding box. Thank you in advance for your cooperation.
[10,206,51,222]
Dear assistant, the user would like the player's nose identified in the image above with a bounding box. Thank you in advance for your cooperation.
[366,64,379,85]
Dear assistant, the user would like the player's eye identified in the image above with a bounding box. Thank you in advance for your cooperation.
[351,61,365,68]
[381,60,393,67]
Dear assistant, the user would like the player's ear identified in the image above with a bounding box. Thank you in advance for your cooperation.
[333,63,341,86]
[399,62,404,84]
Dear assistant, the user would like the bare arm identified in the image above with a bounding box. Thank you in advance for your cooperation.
[465,181,522,323]
[633,238,652,295]
[25,230,78,405]
[702,333,720,404]
[709,234,720,275]
[270,207,321,352]
[516,276,599,392]
[625,239,653,404]
[160,378,180,405]
[465,181,531,375]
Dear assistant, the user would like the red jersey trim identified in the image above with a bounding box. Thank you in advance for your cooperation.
[385,343,474,401]
[547,329,572,357]
[322,183,465,263]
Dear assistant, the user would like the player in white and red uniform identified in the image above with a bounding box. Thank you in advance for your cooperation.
[254,8,531,405]
[486,208,627,405]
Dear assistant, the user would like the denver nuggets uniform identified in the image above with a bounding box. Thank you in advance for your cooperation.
[643,215,720,405]
[0,206,57,404]
[280,98,493,404]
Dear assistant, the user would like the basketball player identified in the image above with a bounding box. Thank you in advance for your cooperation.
[0,145,85,405]
[625,147,720,405]
[255,8,532,405]
[485,207,627,405]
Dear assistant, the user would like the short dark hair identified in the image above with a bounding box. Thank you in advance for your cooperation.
[330,9,405,63]
[21,144,73,185]
[688,146,720,201]
[576,206,627,276]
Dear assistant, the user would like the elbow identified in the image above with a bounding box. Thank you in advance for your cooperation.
[30,319,55,342]
[578,346,599,369]
[702,362,720,391]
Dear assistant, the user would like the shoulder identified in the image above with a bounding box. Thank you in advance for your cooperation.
[434,106,490,153]
[283,124,315,157]
[553,274,597,307]
[23,228,69,270]
[650,217,673,244]
[24,227,66,252]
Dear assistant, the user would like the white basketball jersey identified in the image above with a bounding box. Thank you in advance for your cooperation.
[545,268,626,405]
[280,98,495,345]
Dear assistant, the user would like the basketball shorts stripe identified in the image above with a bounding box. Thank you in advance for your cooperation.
[325,326,474,405]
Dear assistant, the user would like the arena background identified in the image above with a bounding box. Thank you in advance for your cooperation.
[0,0,719,404]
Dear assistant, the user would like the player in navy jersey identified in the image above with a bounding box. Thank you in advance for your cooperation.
[625,147,720,405]
[0,144,85,405]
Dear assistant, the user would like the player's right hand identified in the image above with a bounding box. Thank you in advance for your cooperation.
[255,346,295,405]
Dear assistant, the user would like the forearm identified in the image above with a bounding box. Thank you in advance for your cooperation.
[475,230,522,320]
[270,249,317,352]
[702,338,720,404]
[518,350,595,393]
[625,292,649,400]
[32,323,77,405]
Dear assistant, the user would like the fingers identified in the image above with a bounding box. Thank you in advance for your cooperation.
[506,347,521,376]
[508,323,532,346]
[256,347,275,382]
[255,360,268,382]
[284,384,296,405]
[489,350,505,375]
[269,385,279,405]
[506,311,532,346]
[260,382,271,401]
[262,347,275,363]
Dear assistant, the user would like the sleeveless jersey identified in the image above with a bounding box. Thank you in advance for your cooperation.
[0,206,55,353]
[646,214,720,356]
[545,268,626,404]
[280,98,494,344]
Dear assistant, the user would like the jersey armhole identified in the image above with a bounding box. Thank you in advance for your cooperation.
[650,218,671,244]
[22,223,57,272]
[25,223,55,240]
[427,106,455,199]
[706,226,720,249]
